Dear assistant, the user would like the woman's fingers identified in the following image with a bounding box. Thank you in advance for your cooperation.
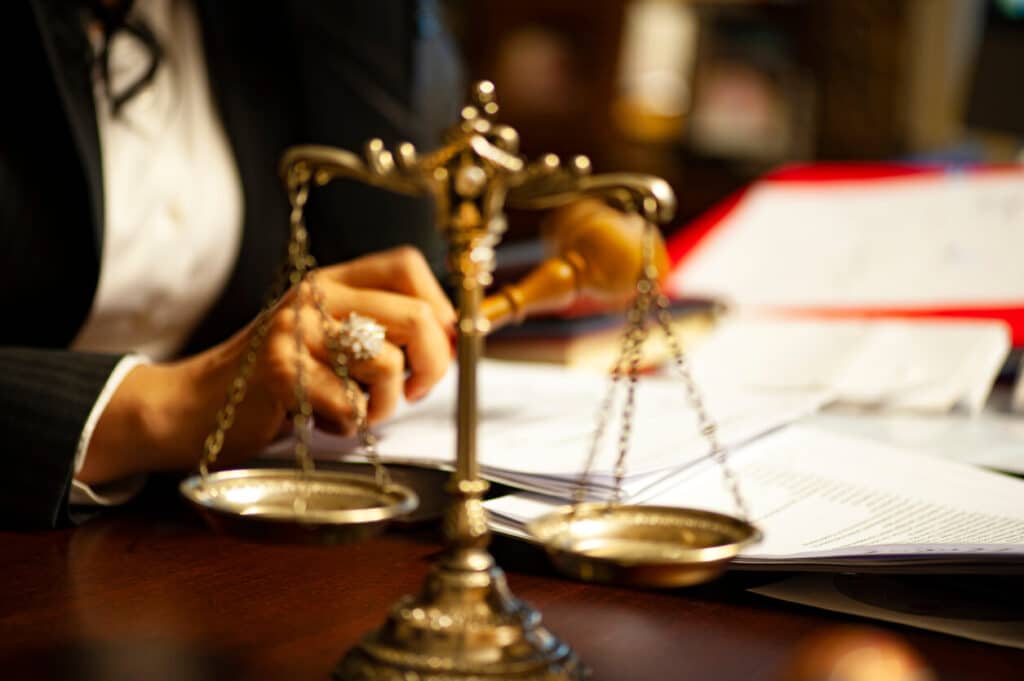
[347,343,405,424]
[166,249,452,475]
[300,341,404,426]
[300,355,364,435]
[322,246,456,331]
[315,279,452,401]
[268,304,407,425]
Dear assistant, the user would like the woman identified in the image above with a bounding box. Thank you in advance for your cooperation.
[0,1,463,528]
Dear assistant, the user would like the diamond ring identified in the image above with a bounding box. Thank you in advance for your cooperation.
[337,312,386,361]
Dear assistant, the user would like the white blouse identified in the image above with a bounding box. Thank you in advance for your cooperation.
[73,0,243,360]
[70,0,243,504]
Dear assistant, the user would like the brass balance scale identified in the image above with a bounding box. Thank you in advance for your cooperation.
[179,81,759,680]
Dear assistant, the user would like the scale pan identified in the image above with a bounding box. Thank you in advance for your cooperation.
[527,503,760,588]
[180,468,418,545]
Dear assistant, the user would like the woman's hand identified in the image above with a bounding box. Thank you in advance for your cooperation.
[76,246,455,486]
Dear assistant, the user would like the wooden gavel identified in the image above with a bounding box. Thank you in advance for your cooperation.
[481,199,670,332]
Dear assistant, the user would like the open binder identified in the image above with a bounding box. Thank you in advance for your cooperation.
[665,163,1024,347]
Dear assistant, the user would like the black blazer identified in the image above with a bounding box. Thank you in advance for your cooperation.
[0,1,462,529]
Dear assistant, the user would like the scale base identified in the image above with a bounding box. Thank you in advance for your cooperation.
[334,548,587,680]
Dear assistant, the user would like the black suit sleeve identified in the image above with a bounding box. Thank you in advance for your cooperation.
[0,5,125,530]
[0,348,123,529]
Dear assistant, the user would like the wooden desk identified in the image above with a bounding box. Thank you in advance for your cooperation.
[2,484,1022,681]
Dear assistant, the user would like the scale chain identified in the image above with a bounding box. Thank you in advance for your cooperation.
[610,295,650,505]
[197,178,391,494]
[286,185,316,477]
[192,188,301,477]
[573,316,636,506]
[574,219,751,522]
[307,271,393,491]
[574,262,650,507]
[654,291,750,521]
[291,272,315,477]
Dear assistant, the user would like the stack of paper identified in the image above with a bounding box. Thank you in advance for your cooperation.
[485,425,1024,571]
[264,360,829,499]
[684,315,1010,413]
[807,391,1024,474]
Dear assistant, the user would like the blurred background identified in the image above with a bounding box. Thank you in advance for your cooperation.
[439,0,1024,242]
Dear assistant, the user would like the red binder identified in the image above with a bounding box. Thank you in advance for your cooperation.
[666,163,1024,346]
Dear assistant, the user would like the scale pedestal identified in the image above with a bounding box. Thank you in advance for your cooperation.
[337,490,583,679]
[335,182,585,676]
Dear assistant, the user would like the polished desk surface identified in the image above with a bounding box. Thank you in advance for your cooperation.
[2,481,1023,681]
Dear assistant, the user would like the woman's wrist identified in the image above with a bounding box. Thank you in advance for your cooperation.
[75,362,195,485]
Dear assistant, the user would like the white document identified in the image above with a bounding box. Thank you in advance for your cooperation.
[749,573,1024,649]
[808,393,1024,475]
[686,315,1010,413]
[264,360,829,499]
[668,170,1024,308]
[485,425,1024,570]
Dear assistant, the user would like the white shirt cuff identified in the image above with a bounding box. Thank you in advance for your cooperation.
[70,475,148,506]
[70,354,151,507]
